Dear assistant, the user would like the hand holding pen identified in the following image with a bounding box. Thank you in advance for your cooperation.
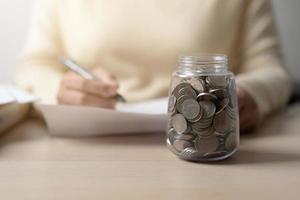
[57,58,126,108]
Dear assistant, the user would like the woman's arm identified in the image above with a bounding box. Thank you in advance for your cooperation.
[15,0,118,107]
[15,0,65,104]
[236,0,291,123]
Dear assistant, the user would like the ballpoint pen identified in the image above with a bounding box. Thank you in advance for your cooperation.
[61,58,126,102]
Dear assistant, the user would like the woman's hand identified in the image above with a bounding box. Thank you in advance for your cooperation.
[237,86,260,132]
[57,67,118,109]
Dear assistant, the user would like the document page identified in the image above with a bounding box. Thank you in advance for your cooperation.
[0,85,38,104]
[35,98,168,136]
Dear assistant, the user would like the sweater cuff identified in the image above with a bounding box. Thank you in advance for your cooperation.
[235,74,271,121]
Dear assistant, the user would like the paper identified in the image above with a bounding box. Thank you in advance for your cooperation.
[0,85,38,104]
[0,89,15,105]
[35,98,168,136]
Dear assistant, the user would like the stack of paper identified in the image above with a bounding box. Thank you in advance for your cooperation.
[35,98,168,136]
[0,85,168,136]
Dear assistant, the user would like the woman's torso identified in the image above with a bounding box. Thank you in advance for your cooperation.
[57,0,245,101]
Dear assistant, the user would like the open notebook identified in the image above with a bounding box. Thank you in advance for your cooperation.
[0,85,168,136]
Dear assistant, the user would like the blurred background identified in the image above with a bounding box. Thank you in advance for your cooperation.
[0,0,299,84]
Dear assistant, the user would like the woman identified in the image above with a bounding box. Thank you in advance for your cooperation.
[15,0,291,131]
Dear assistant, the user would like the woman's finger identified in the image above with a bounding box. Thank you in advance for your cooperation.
[57,87,116,108]
[62,71,118,98]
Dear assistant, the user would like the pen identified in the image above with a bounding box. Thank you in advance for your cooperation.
[61,58,126,102]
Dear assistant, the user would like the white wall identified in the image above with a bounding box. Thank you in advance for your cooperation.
[0,0,33,83]
[0,0,299,84]
[273,0,300,81]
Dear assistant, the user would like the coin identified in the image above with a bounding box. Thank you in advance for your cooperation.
[168,95,177,112]
[210,88,228,99]
[199,101,216,118]
[176,95,191,113]
[172,82,191,95]
[215,130,230,137]
[215,97,229,114]
[180,99,201,120]
[197,93,217,102]
[167,128,177,144]
[206,75,228,88]
[225,131,237,151]
[179,147,199,160]
[213,110,232,133]
[192,126,214,137]
[184,123,192,133]
[191,117,213,129]
[187,77,205,92]
[167,138,180,156]
[194,134,219,155]
[174,133,195,141]
[177,86,197,99]
[173,139,193,152]
[172,82,191,98]
[199,128,214,137]
[171,114,187,134]
[187,109,203,123]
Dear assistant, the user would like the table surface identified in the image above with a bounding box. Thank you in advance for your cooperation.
[1,104,300,200]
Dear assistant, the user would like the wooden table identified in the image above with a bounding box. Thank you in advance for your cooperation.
[1,104,300,200]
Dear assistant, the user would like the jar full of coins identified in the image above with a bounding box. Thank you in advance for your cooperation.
[167,54,239,161]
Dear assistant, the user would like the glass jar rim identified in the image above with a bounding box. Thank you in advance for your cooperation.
[179,54,228,66]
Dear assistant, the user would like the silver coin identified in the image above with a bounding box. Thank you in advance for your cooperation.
[193,126,214,137]
[215,130,231,137]
[168,95,177,112]
[167,138,180,156]
[206,75,228,88]
[196,121,213,129]
[225,131,237,151]
[180,99,201,120]
[215,138,226,151]
[200,128,215,137]
[172,82,190,98]
[215,98,229,114]
[176,95,191,113]
[213,110,232,133]
[194,134,219,155]
[197,93,217,102]
[184,123,192,133]
[209,88,228,99]
[174,133,195,141]
[187,78,205,92]
[187,109,203,123]
[173,139,194,152]
[167,128,177,144]
[172,82,190,93]
[179,147,199,160]
[199,101,216,118]
[171,114,187,134]
[177,86,197,99]
[191,118,213,130]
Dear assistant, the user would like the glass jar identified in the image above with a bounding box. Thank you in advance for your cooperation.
[167,54,239,161]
